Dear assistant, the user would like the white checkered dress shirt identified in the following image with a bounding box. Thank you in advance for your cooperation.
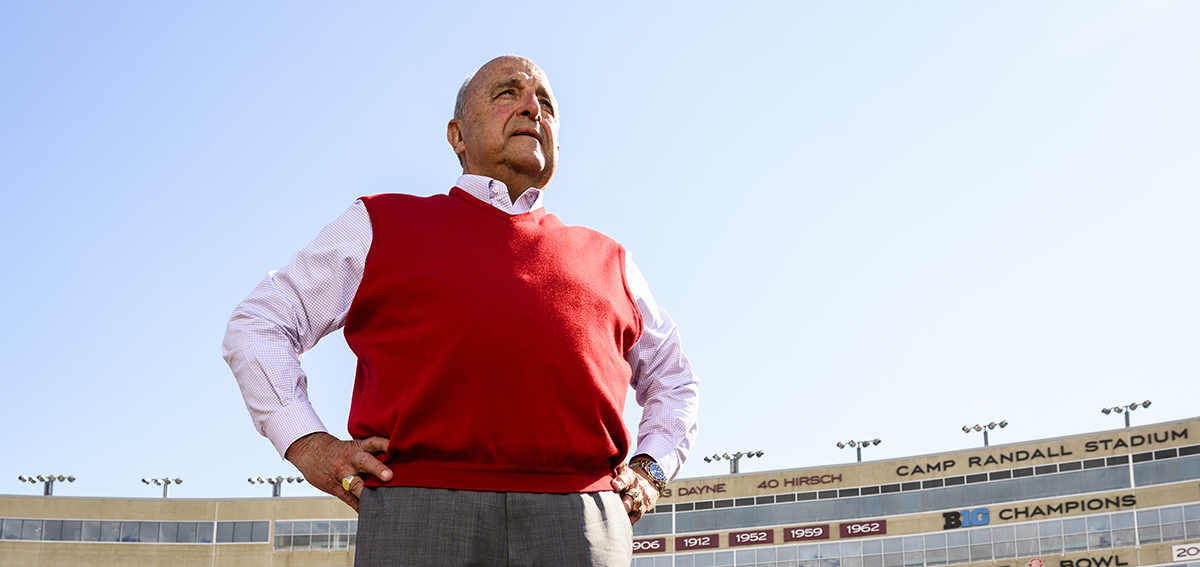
[222,174,699,480]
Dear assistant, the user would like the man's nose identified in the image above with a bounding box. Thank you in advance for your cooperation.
[517,91,541,121]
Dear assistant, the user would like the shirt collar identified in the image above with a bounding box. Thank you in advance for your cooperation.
[455,174,545,215]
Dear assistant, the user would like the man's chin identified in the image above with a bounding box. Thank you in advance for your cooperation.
[506,155,552,177]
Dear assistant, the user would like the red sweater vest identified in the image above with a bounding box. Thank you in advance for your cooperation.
[345,189,643,493]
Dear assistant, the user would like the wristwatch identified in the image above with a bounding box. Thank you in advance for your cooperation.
[629,459,668,491]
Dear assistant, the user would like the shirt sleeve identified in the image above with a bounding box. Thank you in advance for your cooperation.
[221,201,372,459]
[625,252,700,481]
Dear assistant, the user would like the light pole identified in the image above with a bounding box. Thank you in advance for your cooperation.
[963,421,1007,446]
[18,475,75,496]
[1102,400,1151,428]
[248,476,306,497]
[703,451,764,474]
[836,439,881,462]
[142,478,183,498]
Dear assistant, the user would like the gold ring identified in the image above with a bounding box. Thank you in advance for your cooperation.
[627,486,644,512]
[341,475,356,492]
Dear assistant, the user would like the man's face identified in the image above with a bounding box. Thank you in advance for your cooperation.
[449,56,559,190]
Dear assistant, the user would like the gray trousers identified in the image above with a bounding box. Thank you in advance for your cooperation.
[355,486,633,567]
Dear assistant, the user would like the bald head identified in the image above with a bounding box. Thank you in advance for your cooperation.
[447,56,560,199]
[455,56,549,119]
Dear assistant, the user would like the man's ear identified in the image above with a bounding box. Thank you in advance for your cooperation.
[447,119,467,166]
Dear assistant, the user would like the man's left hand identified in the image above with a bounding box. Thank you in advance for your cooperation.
[611,463,661,525]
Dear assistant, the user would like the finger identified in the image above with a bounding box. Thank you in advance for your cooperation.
[609,466,628,492]
[357,436,390,455]
[328,464,361,509]
[351,450,393,483]
[348,474,366,498]
[622,469,638,490]
[333,462,364,498]
[625,486,645,524]
[620,493,634,514]
[610,463,629,491]
[611,468,636,492]
[335,488,360,513]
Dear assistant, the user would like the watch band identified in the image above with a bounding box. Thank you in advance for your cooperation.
[629,459,668,491]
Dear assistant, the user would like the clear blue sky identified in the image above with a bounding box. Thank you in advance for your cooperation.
[2,2,1198,500]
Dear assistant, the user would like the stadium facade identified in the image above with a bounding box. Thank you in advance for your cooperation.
[2,417,1199,567]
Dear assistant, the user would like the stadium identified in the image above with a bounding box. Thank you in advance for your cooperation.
[3,416,1199,567]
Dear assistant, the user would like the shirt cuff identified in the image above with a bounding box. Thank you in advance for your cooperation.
[633,434,682,481]
[261,401,328,460]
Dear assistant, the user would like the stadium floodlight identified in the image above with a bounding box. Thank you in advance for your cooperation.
[707,451,765,474]
[20,474,74,495]
[1102,400,1151,428]
[837,439,881,462]
[142,477,181,498]
[963,421,1007,447]
[250,475,305,497]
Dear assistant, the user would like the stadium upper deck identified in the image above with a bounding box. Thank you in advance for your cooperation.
[2,417,1198,567]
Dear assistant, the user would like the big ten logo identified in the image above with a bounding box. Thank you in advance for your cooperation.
[632,538,666,554]
[943,509,989,530]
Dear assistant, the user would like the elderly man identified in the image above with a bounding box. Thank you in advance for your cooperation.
[223,55,699,566]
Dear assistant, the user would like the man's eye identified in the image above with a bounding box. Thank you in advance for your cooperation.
[540,100,554,111]
[498,89,516,97]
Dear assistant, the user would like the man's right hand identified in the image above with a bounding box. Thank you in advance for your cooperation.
[285,432,392,512]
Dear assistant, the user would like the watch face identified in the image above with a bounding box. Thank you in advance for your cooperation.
[642,462,666,483]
